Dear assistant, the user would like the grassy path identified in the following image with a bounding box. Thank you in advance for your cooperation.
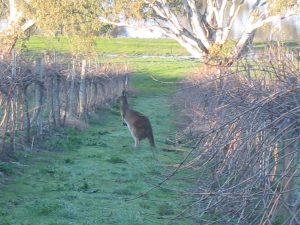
[0,58,198,225]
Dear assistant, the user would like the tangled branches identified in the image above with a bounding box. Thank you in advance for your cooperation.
[0,52,130,154]
[178,48,300,224]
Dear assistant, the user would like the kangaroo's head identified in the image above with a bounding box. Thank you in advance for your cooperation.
[118,93,129,109]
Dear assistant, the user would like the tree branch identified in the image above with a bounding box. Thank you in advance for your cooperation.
[21,19,35,31]
[183,0,210,50]
[98,16,137,28]
[221,0,244,43]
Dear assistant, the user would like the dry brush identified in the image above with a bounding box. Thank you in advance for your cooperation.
[0,51,130,154]
[177,47,300,225]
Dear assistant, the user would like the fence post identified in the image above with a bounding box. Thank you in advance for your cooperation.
[297,50,300,71]
[35,57,44,135]
[52,51,61,126]
[11,48,17,150]
[281,133,298,225]
[23,86,31,143]
[93,81,97,109]
[68,60,77,117]
[79,59,87,120]
[52,71,60,127]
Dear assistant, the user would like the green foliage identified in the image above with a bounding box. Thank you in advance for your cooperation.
[18,0,102,53]
[267,0,297,16]
[0,162,14,175]
[114,0,145,18]
[19,0,101,36]
[0,0,8,18]
[107,156,128,164]
[69,35,97,54]
[208,40,236,61]
[98,24,115,36]
[158,203,175,216]
[42,128,82,151]
[64,158,74,164]
[112,0,187,19]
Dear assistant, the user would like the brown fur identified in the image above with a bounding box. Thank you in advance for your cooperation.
[119,95,155,148]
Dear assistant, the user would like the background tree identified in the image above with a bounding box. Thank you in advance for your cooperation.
[0,0,34,56]
[1,0,299,60]
[99,0,300,61]
[0,0,102,56]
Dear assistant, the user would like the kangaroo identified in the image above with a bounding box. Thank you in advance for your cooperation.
[118,92,155,148]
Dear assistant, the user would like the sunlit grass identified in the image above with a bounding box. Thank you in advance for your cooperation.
[17,35,189,56]
[0,44,200,224]
[18,36,300,57]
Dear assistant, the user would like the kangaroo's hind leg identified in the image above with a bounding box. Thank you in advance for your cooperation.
[126,124,139,148]
[134,137,140,148]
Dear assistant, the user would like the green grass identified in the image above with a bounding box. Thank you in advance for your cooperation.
[253,40,300,50]
[17,36,189,56]
[0,46,200,224]
[130,57,198,94]
[19,36,300,57]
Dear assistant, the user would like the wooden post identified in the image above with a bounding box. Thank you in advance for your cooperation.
[1,101,11,154]
[281,134,298,225]
[91,81,97,109]
[297,50,300,71]
[23,86,31,143]
[79,59,87,120]
[68,61,77,117]
[246,64,252,80]
[99,82,105,104]
[35,57,44,135]
[86,79,91,111]
[52,71,60,126]
[52,51,60,126]
[11,48,17,150]
[117,76,122,96]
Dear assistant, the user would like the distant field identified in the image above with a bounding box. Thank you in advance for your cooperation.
[17,36,189,56]
[17,36,300,58]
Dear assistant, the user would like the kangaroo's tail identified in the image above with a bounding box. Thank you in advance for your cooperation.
[148,130,155,148]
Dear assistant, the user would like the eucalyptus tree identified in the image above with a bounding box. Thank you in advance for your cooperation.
[100,0,300,61]
[0,0,102,56]
[1,0,299,61]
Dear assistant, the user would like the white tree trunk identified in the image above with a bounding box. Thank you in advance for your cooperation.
[0,0,35,56]
[100,0,299,60]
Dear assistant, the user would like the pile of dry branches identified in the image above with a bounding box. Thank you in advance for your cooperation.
[178,48,300,224]
[0,51,130,154]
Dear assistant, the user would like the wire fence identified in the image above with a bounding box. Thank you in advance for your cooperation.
[0,50,130,154]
